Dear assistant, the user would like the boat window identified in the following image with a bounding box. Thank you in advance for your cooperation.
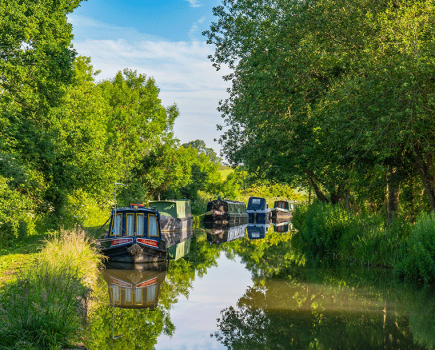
[112,214,122,236]
[252,198,261,204]
[112,286,120,303]
[136,214,144,236]
[147,285,157,303]
[148,214,159,237]
[126,289,133,304]
[135,288,143,304]
[126,214,134,236]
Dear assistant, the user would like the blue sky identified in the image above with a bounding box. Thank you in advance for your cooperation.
[70,0,230,153]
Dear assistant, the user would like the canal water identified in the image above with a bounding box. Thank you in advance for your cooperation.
[87,223,435,350]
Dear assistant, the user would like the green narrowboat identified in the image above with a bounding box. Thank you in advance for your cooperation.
[148,199,193,233]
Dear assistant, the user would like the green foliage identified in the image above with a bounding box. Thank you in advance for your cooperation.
[293,201,411,268]
[205,0,435,211]
[397,212,435,284]
[0,175,35,240]
[182,139,222,164]
[293,201,351,260]
[0,228,102,349]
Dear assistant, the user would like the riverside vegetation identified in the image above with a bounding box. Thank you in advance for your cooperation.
[2,0,435,348]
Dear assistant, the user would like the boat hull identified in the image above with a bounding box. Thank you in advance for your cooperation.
[203,212,249,225]
[247,211,271,224]
[99,237,167,263]
[159,215,193,232]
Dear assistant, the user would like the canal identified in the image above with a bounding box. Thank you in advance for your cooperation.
[87,224,435,349]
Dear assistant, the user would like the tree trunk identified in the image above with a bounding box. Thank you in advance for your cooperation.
[345,190,351,212]
[306,172,329,203]
[387,167,400,223]
[407,147,435,210]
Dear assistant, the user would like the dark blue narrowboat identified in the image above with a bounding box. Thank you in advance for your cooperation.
[247,223,270,240]
[98,204,167,263]
[246,197,271,223]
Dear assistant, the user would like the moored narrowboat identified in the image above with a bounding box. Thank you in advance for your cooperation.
[271,200,294,222]
[203,198,248,225]
[98,204,167,263]
[148,199,193,233]
[246,197,271,223]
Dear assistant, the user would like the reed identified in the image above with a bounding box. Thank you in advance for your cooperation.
[396,212,435,284]
[293,201,411,269]
[0,228,104,349]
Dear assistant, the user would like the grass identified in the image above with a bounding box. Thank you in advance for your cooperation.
[0,234,46,288]
[218,167,234,181]
[0,228,104,349]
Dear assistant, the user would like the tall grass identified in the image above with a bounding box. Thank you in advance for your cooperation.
[292,201,410,268]
[292,201,351,260]
[0,228,104,349]
[293,201,435,284]
[396,212,435,284]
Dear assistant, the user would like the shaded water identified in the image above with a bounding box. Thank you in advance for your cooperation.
[88,223,435,350]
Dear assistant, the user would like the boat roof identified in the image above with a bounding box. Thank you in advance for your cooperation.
[112,206,157,213]
[149,199,191,203]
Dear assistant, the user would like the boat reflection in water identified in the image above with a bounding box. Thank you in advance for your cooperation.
[247,223,270,240]
[167,228,193,260]
[205,222,248,246]
[102,262,167,310]
[272,221,293,233]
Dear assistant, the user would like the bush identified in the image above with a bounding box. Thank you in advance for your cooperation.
[0,176,36,242]
[292,201,351,260]
[341,212,410,267]
[0,228,103,349]
[396,212,435,284]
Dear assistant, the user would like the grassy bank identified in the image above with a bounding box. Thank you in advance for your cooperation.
[292,201,435,284]
[0,229,104,349]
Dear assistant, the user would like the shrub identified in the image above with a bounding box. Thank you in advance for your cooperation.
[396,212,435,284]
[292,201,351,260]
[341,212,410,267]
[0,228,103,349]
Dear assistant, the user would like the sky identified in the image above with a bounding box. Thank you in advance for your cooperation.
[69,0,231,154]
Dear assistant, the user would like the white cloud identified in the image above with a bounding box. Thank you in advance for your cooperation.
[72,35,231,154]
[184,0,203,8]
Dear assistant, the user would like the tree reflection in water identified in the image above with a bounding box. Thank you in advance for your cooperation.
[85,226,435,349]
[214,229,435,350]
[85,229,221,349]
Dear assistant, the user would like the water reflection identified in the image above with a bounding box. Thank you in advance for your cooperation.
[102,262,167,310]
[87,226,435,350]
[205,223,248,246]
[167,228,193,260]
[212,270,432,350]
[272,220,293,232]
[247,223,270,240]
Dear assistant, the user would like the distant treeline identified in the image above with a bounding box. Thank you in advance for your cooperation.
[205,0,435,221]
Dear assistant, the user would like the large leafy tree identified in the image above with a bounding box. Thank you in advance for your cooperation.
[204,0,435,210]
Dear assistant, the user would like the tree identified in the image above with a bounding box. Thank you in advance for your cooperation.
[182,139,222,164]
[204,0,435,212]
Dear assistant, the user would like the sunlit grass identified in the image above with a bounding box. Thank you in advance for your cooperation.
[0,228,104,349]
